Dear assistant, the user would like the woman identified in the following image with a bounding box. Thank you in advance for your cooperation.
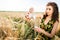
[34,2,59,40]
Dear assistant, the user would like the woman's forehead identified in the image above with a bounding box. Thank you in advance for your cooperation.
[46,6,53,8]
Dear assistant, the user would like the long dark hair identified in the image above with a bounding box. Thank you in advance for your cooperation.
[43,2,59,23]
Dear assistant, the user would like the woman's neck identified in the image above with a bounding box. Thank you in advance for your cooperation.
[44,15,52,25]
[47,15,52,19]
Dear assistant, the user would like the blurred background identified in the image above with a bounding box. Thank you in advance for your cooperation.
[0,0,60,40]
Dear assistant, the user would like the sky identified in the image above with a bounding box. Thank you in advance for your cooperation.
[0,0,60,12]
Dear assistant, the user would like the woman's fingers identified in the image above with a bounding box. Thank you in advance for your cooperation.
[33,26,40,32]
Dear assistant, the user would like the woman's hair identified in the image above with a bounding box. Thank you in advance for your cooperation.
[43,2,59,23]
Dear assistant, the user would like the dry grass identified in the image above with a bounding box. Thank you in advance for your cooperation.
[0,17,19,40]
[0,11,60,40]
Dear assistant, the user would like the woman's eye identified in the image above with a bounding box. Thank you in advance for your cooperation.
[46,8,51,10]
[49,8,51,10]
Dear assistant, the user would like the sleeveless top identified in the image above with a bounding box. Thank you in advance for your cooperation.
[39,18,55,40]
[40,18,54,33]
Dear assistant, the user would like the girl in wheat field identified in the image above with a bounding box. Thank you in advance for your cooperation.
[33,2,60,40]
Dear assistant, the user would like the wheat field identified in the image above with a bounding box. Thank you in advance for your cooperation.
[0,11,60,40]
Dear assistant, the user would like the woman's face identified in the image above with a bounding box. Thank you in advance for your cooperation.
[45,6,53,16]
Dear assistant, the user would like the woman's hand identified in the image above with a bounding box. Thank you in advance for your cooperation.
[33,26,41,33]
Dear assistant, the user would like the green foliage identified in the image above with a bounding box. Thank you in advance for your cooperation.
[12,17,60,40]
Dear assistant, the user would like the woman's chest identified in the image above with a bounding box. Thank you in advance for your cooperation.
[40,18,54,32]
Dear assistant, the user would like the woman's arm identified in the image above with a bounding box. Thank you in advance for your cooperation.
[34,21,59,38]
